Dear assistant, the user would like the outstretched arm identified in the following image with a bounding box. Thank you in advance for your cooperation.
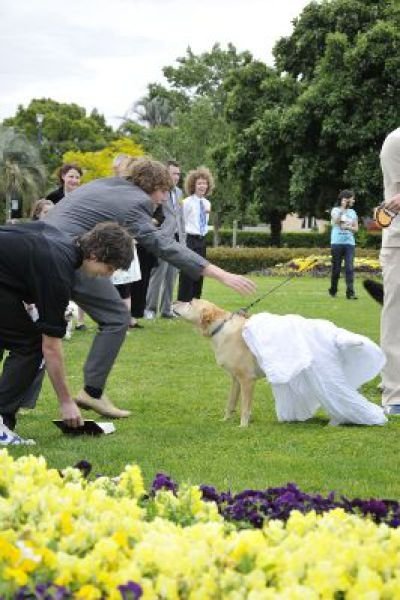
[202,264,256,295]
[42,335,83,427]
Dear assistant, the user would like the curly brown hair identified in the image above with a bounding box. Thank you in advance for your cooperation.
[184,166,215,196]
[77,222,133,270]
[126,158,172,194]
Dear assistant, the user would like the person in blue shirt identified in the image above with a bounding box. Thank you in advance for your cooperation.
[329,189,359,299]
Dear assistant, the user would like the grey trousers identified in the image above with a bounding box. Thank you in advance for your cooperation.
[13,271,130,410]
[71,270,130,389]
[146,259,178,316]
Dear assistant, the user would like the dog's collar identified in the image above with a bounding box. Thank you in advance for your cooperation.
[209,314,236,337]
[209,320,226,337]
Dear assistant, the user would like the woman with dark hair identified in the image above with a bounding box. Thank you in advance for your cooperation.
[47,163,86,328]
[329,189,358,299]
[46,163,83,204]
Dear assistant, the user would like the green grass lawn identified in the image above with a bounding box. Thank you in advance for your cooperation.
[9,274,396,500]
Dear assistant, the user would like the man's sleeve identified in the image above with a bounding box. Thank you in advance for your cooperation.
[34,276,69,338]
[127,199,207,279]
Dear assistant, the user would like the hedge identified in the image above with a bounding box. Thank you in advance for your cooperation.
[206,247,380,274]
[208,229,382,249]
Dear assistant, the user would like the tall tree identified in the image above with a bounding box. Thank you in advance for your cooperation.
[225,0,400,243]
[131,96,175,128]
[3,99,115,174]
[0,126,46,222]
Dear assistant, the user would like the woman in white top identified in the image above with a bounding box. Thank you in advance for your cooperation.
[177,167,213,301]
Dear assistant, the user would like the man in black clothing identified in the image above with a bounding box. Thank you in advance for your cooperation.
[0,221,133,445]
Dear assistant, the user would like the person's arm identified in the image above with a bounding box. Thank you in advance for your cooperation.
[202,264,256,295]
[331,207,344,225]
[42,335,83,427]
[386,192,400,213]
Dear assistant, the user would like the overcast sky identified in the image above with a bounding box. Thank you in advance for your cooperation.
[0,0,312,129]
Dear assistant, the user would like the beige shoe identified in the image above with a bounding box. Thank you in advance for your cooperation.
[75,390,131,418]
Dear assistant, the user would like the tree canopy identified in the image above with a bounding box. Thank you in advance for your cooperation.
[3,98,116,175]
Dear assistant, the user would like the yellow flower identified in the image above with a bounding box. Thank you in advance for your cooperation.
[75,584,102,599]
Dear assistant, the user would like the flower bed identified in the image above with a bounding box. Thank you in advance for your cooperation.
[2,452,400,599]
[268,255,381,277]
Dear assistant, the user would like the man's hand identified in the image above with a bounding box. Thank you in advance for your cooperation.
[60,399,83,428]
[385,193,400,213]
[203,264,256,295]
[42,334,83,428]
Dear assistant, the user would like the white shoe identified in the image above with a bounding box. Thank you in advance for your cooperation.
[0,419,36,445]
[144,310,155,320]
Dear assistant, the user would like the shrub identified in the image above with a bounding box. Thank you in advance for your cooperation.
[208,229,382,249]
[206,247,380,274]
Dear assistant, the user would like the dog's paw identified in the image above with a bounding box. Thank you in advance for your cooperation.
[222,414,234,422]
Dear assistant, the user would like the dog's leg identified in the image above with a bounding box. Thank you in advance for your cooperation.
[238,378,255,427]
[64,321,72,341]
[223,377,240,421]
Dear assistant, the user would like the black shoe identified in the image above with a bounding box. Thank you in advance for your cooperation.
[363,279,384,305]
[346,293,358,300]
[129,322,144,329]
[161,313,176,319]
[328,289,336,297]
[75,323,87,331]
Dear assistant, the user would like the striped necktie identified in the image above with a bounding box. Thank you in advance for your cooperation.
[199,201,207,236]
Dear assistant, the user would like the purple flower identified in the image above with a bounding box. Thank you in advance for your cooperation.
[118,581,143,599]
[151,472,178,495]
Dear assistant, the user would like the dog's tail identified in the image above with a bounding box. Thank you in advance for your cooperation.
[363,279,384,305]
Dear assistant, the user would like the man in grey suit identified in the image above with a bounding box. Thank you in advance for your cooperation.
[145,161,184,319]
[43,158,255,419]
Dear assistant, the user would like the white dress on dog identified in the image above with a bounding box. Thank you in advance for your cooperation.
[242,313,387,426]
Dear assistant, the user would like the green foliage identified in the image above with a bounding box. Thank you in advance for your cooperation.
[0,126,46,222]
[224,0,400,239]
[3,98,116,175]
[205,228,381,249]
[63,137,144,182]
[206,245,379,273]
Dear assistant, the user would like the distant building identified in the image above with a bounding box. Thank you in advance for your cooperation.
[281,213,328,233]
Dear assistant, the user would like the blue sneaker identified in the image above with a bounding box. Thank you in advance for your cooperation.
[0,420,35,445]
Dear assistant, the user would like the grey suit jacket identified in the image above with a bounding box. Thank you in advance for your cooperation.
[45,177,206,278]
[160,186,185,242]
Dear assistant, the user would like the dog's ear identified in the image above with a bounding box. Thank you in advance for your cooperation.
[199,306,225,335]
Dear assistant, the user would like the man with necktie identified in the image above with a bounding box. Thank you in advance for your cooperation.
[178,166,212,302]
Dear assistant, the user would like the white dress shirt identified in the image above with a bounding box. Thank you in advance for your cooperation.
[182,195,211,236]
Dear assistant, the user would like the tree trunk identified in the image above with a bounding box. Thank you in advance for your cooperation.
[268,210,283,247]
[212,212,221,247]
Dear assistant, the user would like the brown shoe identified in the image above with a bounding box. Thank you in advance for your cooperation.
[75,390,131,418]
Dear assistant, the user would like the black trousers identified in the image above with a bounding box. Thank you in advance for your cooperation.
[330,244,355,296]
[177,235,207,302]
[130,244,158,319]
[0,286,43,429]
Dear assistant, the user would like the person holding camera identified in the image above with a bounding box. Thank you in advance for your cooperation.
[328,190,358,299]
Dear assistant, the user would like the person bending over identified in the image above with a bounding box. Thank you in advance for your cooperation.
[0,221,133,444]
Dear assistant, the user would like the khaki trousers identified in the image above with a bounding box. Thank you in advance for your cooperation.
[380,247,400,405]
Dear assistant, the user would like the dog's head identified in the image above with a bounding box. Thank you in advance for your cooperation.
[172,299,229,336]
[64,301,78,322]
